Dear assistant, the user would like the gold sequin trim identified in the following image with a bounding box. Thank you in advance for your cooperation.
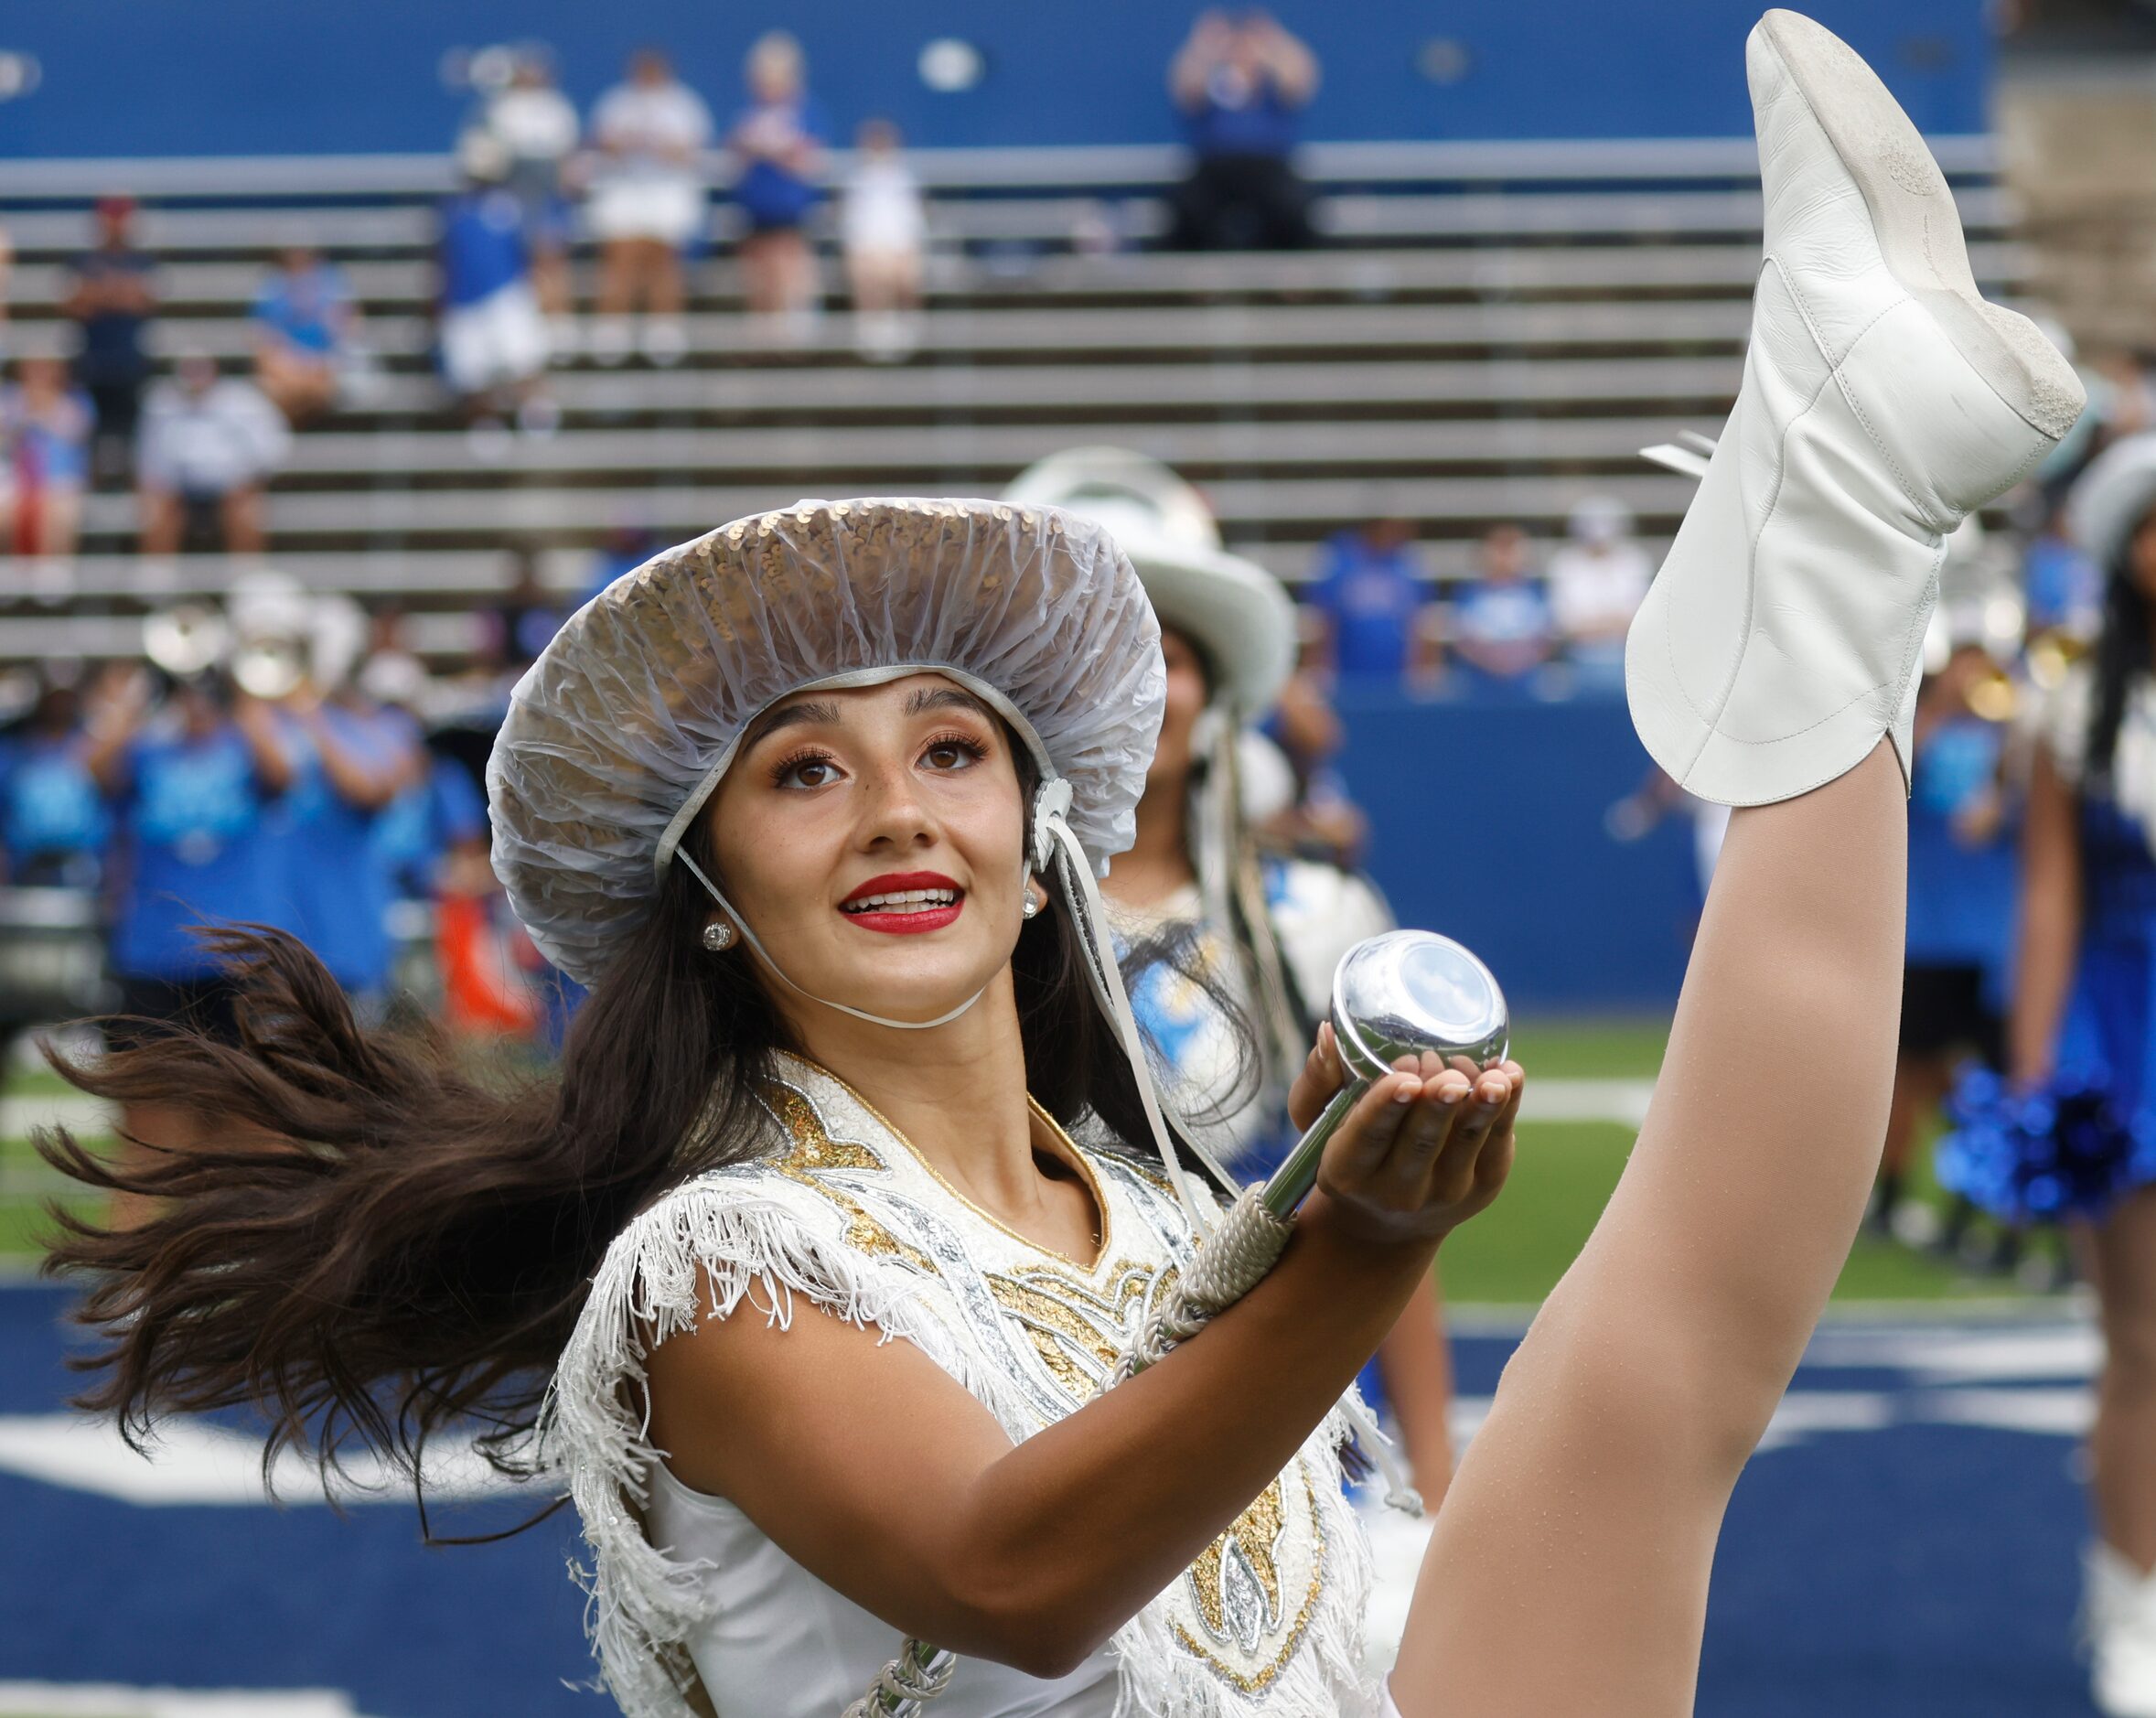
[1170,1464,1328,1694]
[764,1084,933,1271]
[792,1057,1113,1271]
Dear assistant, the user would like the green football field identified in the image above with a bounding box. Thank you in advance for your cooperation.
[0,1016,2026,1305]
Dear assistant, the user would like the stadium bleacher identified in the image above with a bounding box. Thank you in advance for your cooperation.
[0,135,2022,665]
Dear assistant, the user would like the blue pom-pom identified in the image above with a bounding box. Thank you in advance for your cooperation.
[1936,1062,2156,1223]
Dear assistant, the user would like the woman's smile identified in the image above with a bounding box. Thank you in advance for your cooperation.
[841,869,965,935]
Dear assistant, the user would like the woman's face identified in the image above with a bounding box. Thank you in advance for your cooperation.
[704,673,1027,1030]
[1147,627,1211,791]
[2129,511,2156,602]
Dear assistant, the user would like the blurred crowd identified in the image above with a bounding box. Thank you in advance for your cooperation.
[0,10,2144,1295]
[0,570,575,1073]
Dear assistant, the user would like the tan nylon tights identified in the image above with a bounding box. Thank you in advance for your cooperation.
[1391,741,1906,1716]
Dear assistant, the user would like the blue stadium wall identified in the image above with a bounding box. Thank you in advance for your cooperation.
[0,1,1990,157]
[1335,693,1701,1014]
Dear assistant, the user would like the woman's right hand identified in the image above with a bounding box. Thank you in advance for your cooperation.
[1288,1022,1521,1248]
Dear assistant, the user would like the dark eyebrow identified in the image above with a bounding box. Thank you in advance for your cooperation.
[904,686,995,721]
[743,698,843,746]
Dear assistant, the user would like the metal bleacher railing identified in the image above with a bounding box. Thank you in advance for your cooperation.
[0,134,2021,666]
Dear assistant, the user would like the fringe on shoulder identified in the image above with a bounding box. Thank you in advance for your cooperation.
[539,1169,1035,1718]
[542,1152,1385,1718]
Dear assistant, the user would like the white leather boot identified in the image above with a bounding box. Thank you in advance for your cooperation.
[2090,1544,2156,1717]
[1625,9,2084,807]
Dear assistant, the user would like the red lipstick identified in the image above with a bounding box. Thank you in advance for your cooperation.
[838,871,965,936]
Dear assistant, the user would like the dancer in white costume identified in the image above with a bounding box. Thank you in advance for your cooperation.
[39,15,2080,1718]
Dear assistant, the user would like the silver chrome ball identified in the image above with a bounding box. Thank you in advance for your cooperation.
[1332,930,1509,1079]
[1259,929,1510,1219]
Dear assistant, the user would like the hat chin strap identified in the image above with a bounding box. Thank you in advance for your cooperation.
[1031,789,1228,1240]
[675,848,990,1032]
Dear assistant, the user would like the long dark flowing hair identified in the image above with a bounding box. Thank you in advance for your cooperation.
[35,792,1250,1529]
[2088,541,2156,789]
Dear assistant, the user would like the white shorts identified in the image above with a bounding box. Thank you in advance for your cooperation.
[440,282,547,394]
[588,177,706,246]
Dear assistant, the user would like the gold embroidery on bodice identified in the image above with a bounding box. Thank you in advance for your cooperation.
[751,1062,1337,1702]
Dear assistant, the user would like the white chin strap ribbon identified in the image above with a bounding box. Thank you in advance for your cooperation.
[675,848,990,1032]
[1027,778,1231,1240]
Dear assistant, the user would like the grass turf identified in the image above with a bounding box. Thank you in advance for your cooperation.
[0,1018,2024,1304]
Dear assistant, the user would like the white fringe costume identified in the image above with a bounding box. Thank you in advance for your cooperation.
[543,1054,1379,1718]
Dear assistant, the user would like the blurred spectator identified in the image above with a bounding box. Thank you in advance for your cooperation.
[841,119,925,362]
[485,548,563,669]
[1878,640,2017,1242]
[2,354,94,560]
[258,596,425,1013]
[2090,350,2156,448]
[136,354,290,555]
[1448,523,1556,687]
[1165,10,1319,252]
[580,521,660,604]
[0,223,13,354]
[437,134,557,454]
[64,195,157,487]
[587,48,712,368]
[1547,496,1652,691]
[83,656,293,1225]
[1303,518,1434,685]
[729,32,828,339]
[478,48,581,351]
[2025,499,2102,639]
[360,650,488,902]
[1258,669,1368,866]
[252,246,357,427]
[0,674,106,888]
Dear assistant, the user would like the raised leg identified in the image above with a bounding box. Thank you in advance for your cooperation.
[1390,742,1904,1713]
[1391,10,2080,1708]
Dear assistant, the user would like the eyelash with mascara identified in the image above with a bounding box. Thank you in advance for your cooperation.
[767,730,989,788]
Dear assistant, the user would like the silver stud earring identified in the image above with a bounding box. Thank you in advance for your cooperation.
[702,920,736,951]
[1022,893,1042,920]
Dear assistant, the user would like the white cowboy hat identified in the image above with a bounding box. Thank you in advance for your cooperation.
[1002,447,1295,716]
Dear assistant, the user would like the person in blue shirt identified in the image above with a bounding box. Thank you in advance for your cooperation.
[256,607,425,1013]
[63,196,157,486]
[1876,641,2018,1237]
[252,246,355,428]
[1304,519,1434,685]
[437,135,555,442]
[1446,523,1558,693]
[2025,499,2103,639]
[727,32,827,338]
[84,661,293,1227]
[0,678,107,888]
[1164,10,1319,251]
[2,354,95,561]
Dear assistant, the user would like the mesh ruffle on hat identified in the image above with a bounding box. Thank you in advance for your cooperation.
[488,498,1165,987]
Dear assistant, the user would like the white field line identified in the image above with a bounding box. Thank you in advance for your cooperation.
[0,1412,529,1506]
[0,1687,371,1717]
